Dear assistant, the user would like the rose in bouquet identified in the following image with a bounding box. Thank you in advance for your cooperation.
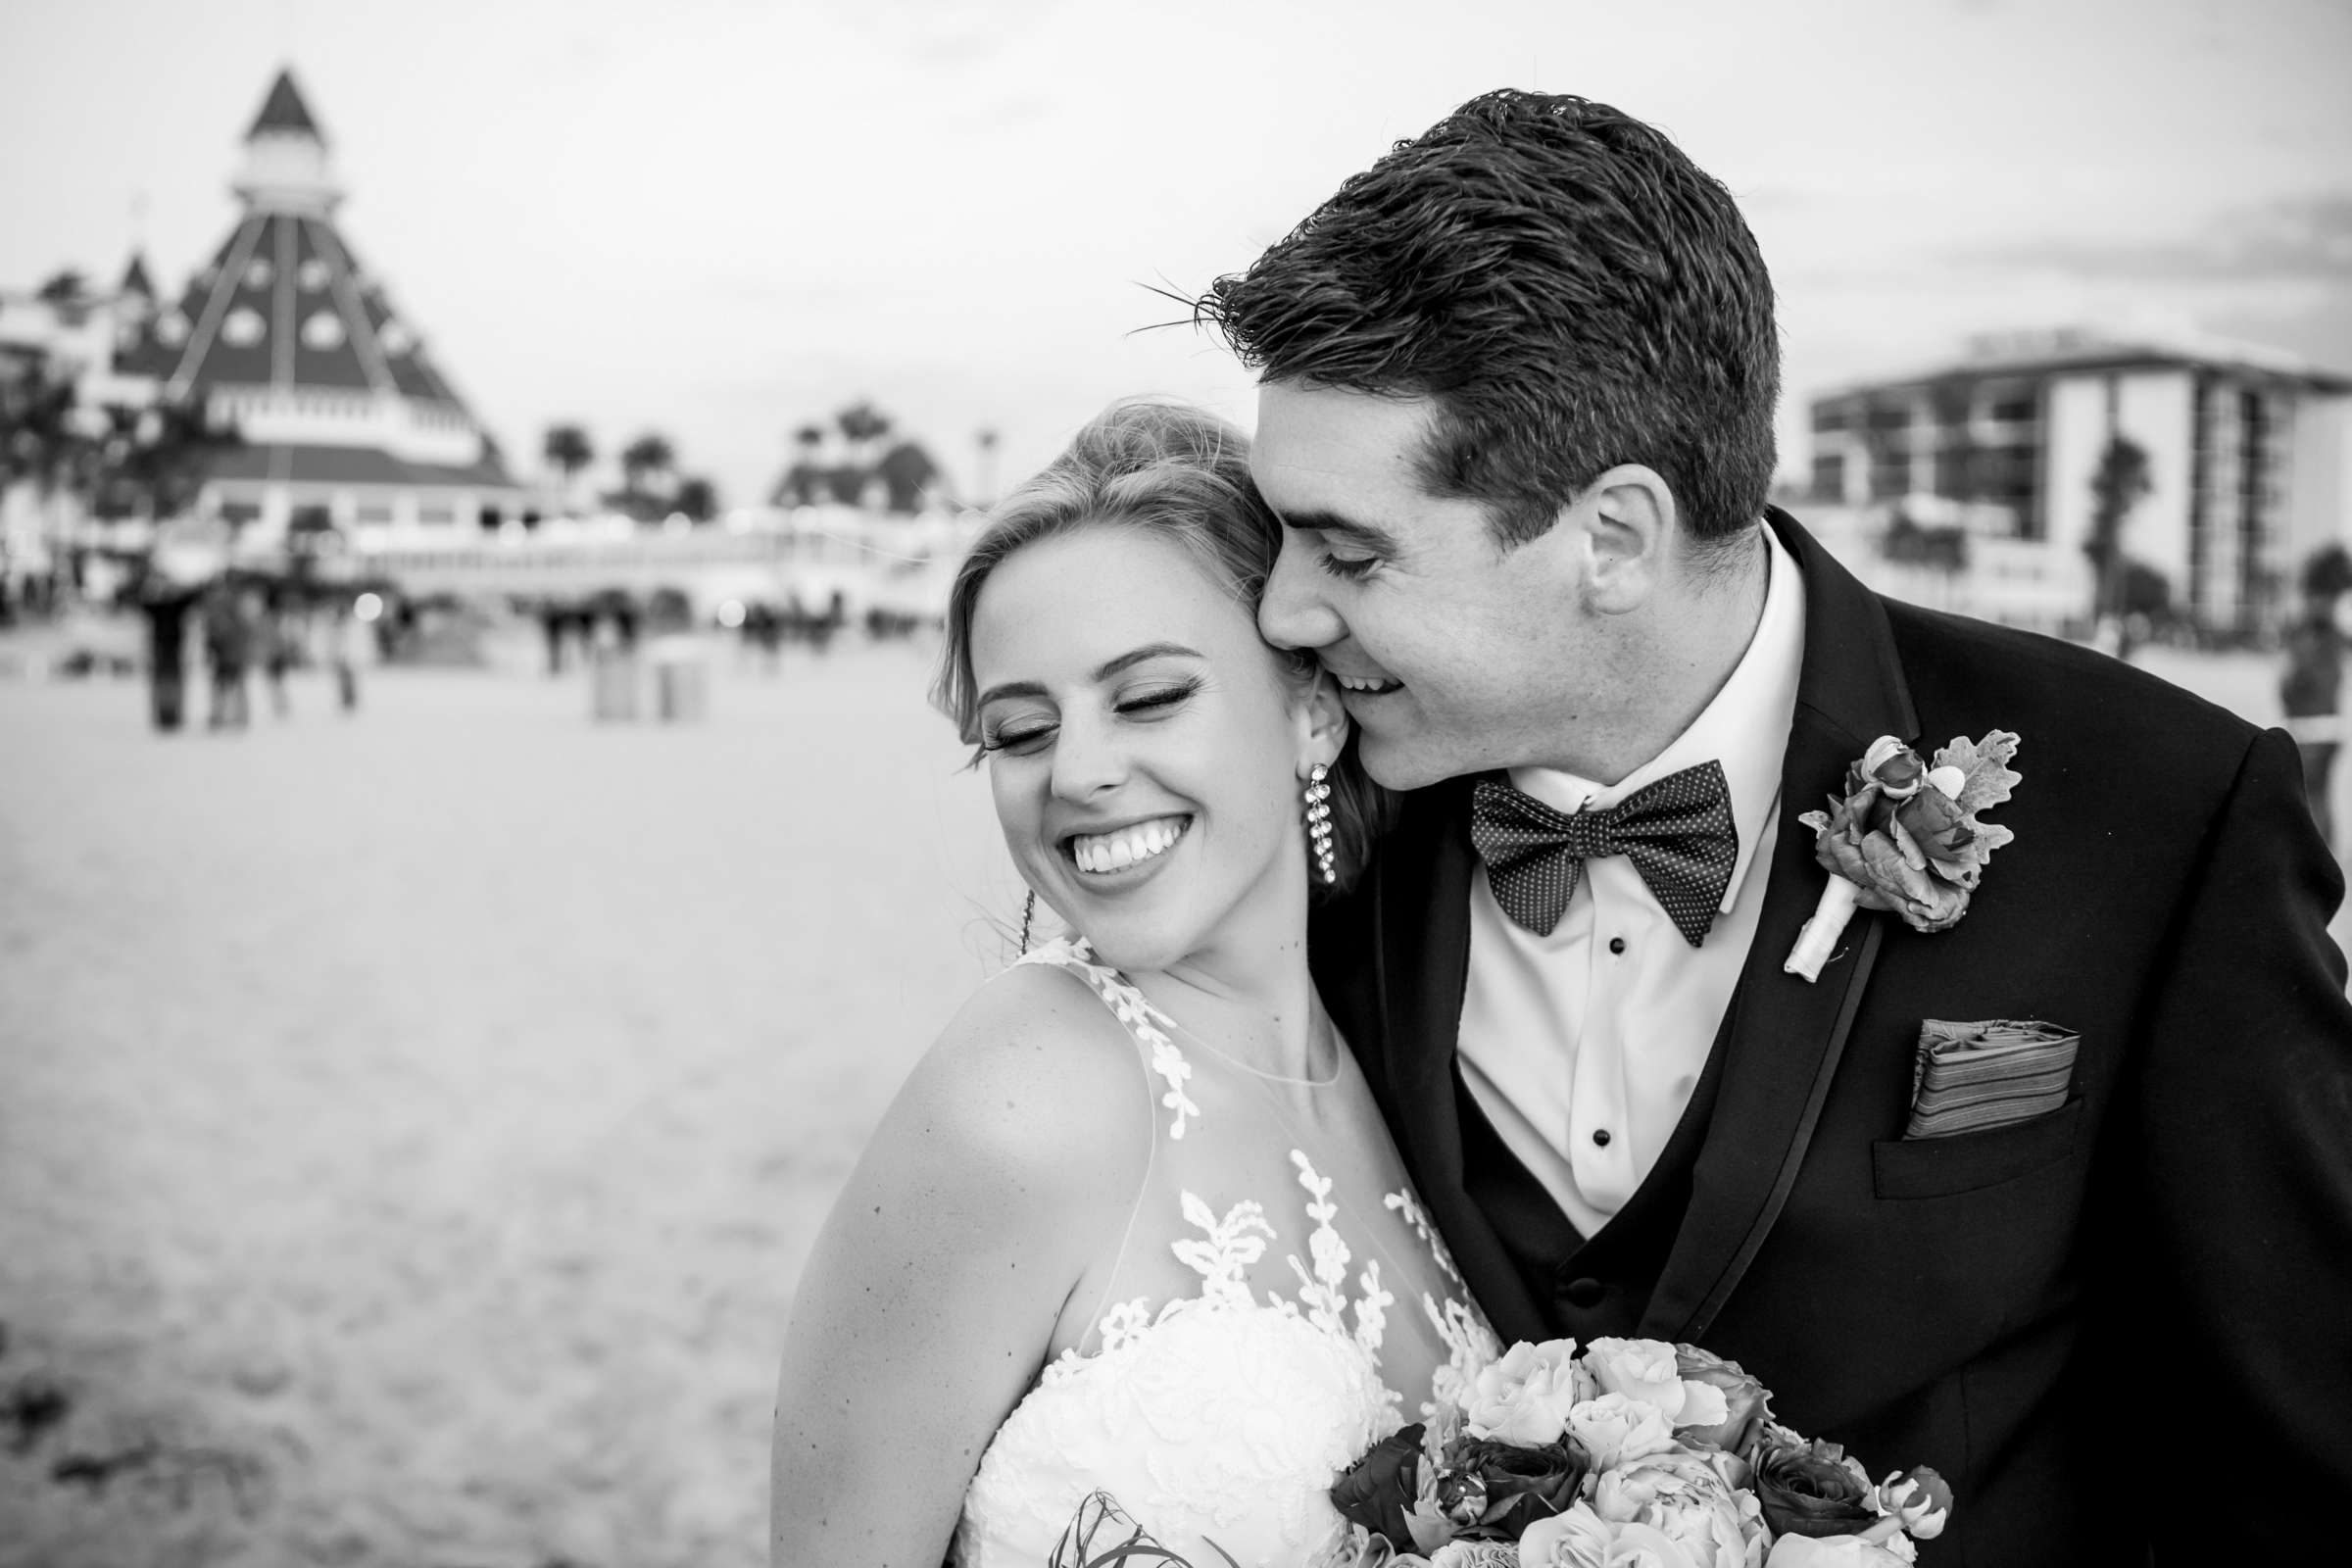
[1326,1338,1951,1568]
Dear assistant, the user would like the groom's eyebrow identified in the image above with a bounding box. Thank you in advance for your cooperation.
[1277,508,1397,553]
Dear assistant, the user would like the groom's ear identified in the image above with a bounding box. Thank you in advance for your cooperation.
[1293,668,1350,769]
[1564,465,1676,615]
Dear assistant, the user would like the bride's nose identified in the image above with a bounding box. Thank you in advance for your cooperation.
[1049,712,1128,802]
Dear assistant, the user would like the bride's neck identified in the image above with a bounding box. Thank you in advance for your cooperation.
[1129,881,1326,1080]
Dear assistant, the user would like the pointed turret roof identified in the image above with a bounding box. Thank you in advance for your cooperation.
[247,69,326,145]
[111,69,516,495]
[119,253,155,300]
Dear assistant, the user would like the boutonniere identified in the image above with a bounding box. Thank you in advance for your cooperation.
[1784,731,2023,982]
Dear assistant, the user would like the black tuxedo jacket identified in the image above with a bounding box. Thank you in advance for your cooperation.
[1308,510,2352,1564]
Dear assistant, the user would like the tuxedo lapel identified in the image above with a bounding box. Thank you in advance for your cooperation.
[1642,510,1917,1343]
[1364,780,1549,1336]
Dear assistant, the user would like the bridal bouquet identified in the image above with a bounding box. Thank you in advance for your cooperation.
[1322,1338,1950,1568]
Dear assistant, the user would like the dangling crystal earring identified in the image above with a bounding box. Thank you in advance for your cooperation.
[1304,762,1337,886]
[1017,888,1038,955]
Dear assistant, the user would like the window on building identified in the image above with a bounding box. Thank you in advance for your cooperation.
[1811,452,1845,499]
[1985,384,2037,423]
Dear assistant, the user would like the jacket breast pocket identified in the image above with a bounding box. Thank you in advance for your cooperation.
[1871,1097,2085,1200]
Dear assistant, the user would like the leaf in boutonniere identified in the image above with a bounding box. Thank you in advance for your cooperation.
[1935,730,2022,816]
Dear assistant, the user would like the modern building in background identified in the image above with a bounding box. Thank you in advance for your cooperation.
[107,69,523,539]
[1807,327,2352,637]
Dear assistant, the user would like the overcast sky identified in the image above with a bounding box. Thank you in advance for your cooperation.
[4,0,2348,509]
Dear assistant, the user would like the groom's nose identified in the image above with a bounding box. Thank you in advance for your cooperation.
[1257,534,1345,651]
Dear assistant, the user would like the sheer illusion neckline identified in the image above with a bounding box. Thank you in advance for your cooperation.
[1056,938,1345,1090]
[1167,1015,1344,1090]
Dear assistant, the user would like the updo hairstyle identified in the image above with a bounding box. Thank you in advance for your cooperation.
[932,398,1392,896]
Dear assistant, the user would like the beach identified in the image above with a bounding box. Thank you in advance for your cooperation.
[0,641,1007,1568]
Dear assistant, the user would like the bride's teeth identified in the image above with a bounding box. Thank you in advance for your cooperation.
[1071,816,1188,873]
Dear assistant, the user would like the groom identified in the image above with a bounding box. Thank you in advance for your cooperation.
[1201,90,2352,1562]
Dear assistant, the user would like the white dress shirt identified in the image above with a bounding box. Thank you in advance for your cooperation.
[1458,524,1807,1240]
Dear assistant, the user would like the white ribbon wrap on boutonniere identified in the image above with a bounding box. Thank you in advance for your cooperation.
[1784,731,2023,982]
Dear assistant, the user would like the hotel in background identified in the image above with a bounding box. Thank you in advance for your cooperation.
[1803,327,2352,640]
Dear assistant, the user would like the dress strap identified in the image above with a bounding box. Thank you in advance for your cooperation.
[1015,938,1201,1138]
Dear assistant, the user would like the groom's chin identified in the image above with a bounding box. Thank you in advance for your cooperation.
[1353,728,1451,795]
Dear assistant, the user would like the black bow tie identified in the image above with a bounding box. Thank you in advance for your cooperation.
[1469,761,1739,946]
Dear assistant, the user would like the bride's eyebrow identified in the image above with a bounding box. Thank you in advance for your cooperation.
[977,643,1203,708]
[1093,643,1201,680]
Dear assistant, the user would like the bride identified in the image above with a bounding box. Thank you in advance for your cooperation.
[770,400,1496,1566]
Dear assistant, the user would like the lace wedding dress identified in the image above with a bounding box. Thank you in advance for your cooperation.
[953,939,1499,1568]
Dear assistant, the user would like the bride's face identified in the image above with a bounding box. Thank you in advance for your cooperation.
[969,524,1314,972]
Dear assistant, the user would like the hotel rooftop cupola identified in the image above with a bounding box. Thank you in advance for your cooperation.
[234,69,342,218]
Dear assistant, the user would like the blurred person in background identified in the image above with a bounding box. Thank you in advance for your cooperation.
[137,570,197,733]
[260,584,298,719]
[2281,545,2352,851]
[200,577,252,731]
[330,600,367,713]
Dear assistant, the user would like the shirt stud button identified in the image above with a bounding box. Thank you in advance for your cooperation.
[1592,1128,1612,1148]
[1608,937,1627,956]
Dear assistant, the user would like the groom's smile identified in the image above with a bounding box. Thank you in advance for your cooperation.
[1250,381,1608,792]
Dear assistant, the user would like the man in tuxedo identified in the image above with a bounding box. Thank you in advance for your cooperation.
[1200,89,2352,1561]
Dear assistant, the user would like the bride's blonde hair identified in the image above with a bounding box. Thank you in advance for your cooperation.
[932,398,1393,895]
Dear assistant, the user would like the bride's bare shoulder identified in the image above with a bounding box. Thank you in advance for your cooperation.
[875,958,1154,1192]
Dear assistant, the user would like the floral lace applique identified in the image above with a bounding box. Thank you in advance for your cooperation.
[1018,938,1200,1138]
[1170,1192,1275,1310]
[1383,1190,1498,1416]
[1384,1188,1469,1294]
[1275,1152,1395,1365]
[1286,1152,1352,1337]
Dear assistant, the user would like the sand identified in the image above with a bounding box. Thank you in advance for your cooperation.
[1,640,1010,1568]
[0,632,2338,1567]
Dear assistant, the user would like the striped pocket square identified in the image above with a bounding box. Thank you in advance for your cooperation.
[1906,1018,2080,1138]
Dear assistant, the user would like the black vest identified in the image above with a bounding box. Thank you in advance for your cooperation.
[1457,998,1734,1341]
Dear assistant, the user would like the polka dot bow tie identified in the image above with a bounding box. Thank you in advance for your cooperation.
[1469,760,1739,946]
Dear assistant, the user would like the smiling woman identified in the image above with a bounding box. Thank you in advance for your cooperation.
[768,400,1491,1568]
[933,398,1394,907]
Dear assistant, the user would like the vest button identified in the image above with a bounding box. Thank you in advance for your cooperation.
[1562,1277,1606,1309]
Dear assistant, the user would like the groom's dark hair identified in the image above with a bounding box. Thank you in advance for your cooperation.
[1199,89,1779,552]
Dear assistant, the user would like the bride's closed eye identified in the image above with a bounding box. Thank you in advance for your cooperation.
[1112,678,1200,718]
[980,680,1200,758]
[981,718,1055,757]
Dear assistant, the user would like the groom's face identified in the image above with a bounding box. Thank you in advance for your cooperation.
[1251,382,1596,791]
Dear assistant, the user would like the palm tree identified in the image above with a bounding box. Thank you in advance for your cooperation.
[673,475,719,523]
[835,402,891,469]
[35,270,93,328]
[541,422,594,515]
[618,431,676,499]
[542,423,594,481]
[875,440,943,515]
